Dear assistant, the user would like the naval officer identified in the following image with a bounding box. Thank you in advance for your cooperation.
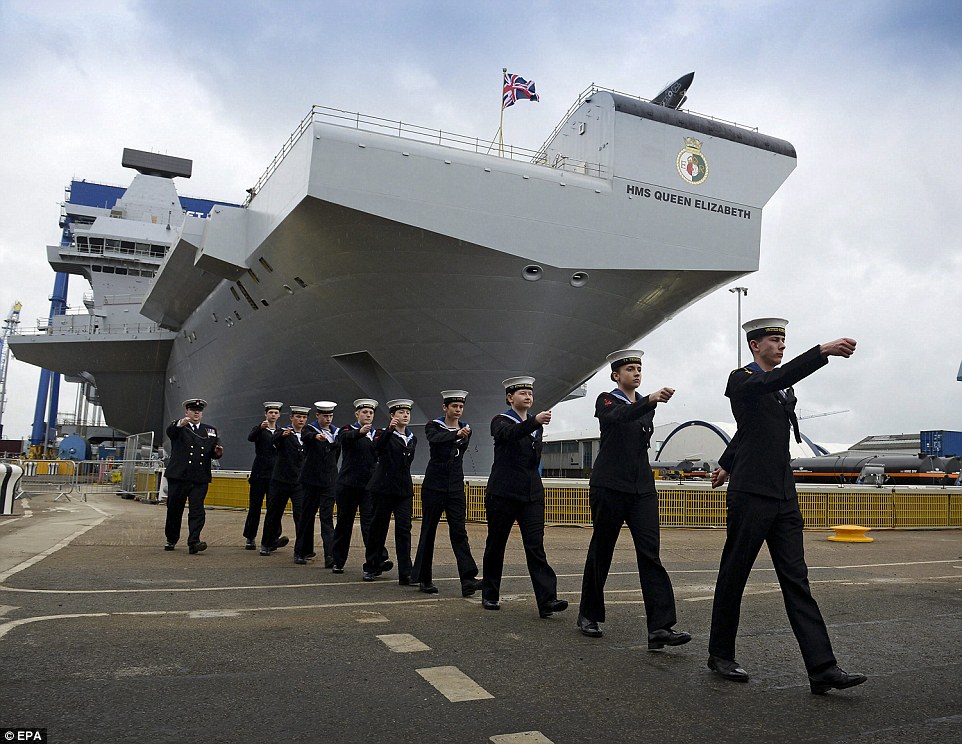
[163,398,223,554]
[294,401,340,565]
[363,399,417,584]
[331,399,391,574]
[410,390,483,596]
[708,318,867,694]
[260,405,310,556]
[481,377,567,618]
[577,350,690,649]
[243,401,282,550]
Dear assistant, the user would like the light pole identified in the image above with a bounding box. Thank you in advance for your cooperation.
[729,286,748,367]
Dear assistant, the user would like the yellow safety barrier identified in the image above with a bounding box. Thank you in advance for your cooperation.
[201,473,962,529]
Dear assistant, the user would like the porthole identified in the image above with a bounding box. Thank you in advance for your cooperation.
[570,272,589,288]
[522,265,543,282]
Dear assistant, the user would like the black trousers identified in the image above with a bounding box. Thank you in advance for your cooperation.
[295,485,335,560]
[363,490,413,578]
[165,478,208,546]
[242,477,270,540]
[332,483,387,567]
[411,486,478,585]
[481,495,558,607]
[708,490,836,672]
[579,487,677,631]
[261,480,304,549]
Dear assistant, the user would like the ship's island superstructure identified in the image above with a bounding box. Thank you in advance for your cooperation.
[11,85,796,473]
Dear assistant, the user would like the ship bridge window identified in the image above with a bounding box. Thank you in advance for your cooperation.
[121,240,135,252]
[102,266,115,274]
[115,267,127,275]
[148,244,165,257]
[76,236,88,248]
[89,237,104,250]
[91,265,102,272]
[258,257,274,273]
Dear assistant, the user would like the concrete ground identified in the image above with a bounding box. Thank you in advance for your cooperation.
[0,490,959,743]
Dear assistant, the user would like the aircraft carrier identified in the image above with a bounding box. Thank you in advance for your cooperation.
[10,83,796,473]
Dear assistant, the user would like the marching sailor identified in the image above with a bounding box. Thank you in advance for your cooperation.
[163,398,223,554]
[363,399,417,584]
[294,401,341,565]
[577,350,690,649]
[410,390,482,596]
[243,401,282,550]
[480,377,567,618]
[260,405,310,556]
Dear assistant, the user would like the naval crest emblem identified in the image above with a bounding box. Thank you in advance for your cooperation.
[676,137,708,185]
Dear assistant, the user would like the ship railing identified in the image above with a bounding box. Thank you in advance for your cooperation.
[15,322,169,337]
[532,83,760,165]
[243,104,606,206]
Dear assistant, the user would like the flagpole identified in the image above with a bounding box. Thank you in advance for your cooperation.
[499,67,506,157]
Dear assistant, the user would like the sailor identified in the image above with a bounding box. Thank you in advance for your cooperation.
[576,350,690,649]
[242,401,282,550]
[163,398,223,554]
[331,399,391,574]
[294,401,341,566]
[260,405,310,556]
[480,377,567,618]
[410,390,482,595]
[362,399,417,584]
[708,318,867,694]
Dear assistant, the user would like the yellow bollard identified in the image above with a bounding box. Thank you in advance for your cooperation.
[828,524,873,542]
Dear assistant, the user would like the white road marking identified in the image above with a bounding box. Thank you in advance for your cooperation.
[354,611,389,623]
[188,610,242,619]
[0,513,110,583]
[491,732,554,743]
[416,665,493,702]
[376,633,430,652]
[0,605,19,617]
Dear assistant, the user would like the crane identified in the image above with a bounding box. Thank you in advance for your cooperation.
[0,301,23,438]
[798,409,849,421]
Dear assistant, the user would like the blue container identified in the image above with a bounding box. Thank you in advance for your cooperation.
[920,430,962,457]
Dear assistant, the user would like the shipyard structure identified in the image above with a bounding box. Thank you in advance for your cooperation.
[10,86,796,472]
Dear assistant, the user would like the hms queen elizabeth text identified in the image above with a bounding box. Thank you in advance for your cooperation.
[625,184,751,220]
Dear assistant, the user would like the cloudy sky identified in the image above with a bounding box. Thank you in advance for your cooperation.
[1,0,960,449]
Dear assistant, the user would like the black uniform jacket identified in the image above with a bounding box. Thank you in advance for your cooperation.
[423,418,471,493]
[165,421,221,483]
[336,424,377,488]
[367,428,416,498]
[247,424,279,480]
[486,411,544,502]
[300,423,341,488]
[270,427,307,485]
[718,345,827,499]
[589,390,658,494]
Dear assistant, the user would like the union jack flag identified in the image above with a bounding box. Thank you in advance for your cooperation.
[503,72,540,109]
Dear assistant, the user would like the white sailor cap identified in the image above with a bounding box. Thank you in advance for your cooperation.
[354,398,378,411]
[441,390,468,404]
[313,400,337,413]
[183,398,207,410]
[502,376,535,393]
[606,349,644,370]
[263,401,283,411]
[387,398,413,412]
[289,405,311,415]
[743,317,788,342]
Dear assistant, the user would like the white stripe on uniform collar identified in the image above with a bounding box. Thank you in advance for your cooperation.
[609,388,634,404]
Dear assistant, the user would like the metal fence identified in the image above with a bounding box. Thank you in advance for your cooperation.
[14,457,163,503]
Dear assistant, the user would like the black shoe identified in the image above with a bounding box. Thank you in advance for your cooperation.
[259,546,271,556]
[379,560,394,573]
[274,536,289,550]
[294,556,307,565]
[164,543,175,551]
[398,576,413,586]
[461,578,482,597]
[808,665,867,695]
[188,542,207,555]
[244,539,256,550]
[648,628,692,650]
[707,655,749,682]
[306,552,316,560]
[324,557,335,569]
[331,564,344,574]
[482,599,500,611]
[419,582,439,594]
[362,571,377,582]
[577,614,603,638]
[539,599,569,618]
